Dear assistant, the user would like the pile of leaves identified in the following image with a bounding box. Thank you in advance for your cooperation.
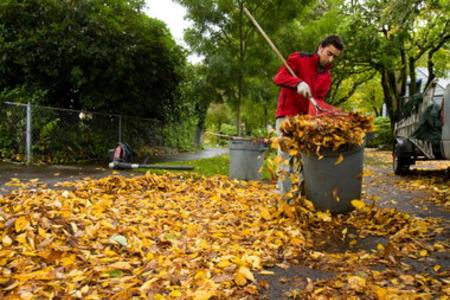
[275,113,374,157]
[0,173,308,299]
[0,171,447,299]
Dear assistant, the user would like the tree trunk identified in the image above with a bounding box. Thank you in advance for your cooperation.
[400,50,407,96]
[194,126,203,147]
[380,70,398,127]
[408,56,417,96]
[235,2,244,136]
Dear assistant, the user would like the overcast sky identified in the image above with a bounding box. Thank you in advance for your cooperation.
[144,0,191,47]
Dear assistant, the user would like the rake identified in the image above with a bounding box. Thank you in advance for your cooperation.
[243,6,346,116]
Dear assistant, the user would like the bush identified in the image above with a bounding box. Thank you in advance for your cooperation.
[366,116,393,149]
[220,123,238,137]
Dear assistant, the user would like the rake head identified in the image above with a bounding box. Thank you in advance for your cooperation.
[308,99,348,117]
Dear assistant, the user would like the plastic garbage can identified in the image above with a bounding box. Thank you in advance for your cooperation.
[301,145,364,213]
[229,138,267,180]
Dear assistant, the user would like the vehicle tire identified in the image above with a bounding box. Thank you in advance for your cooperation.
[393,143,410,175]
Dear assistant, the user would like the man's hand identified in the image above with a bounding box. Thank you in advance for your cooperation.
[297,81,311,98]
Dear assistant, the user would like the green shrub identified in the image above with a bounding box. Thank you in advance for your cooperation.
[366,116,393,149]
[220,123,238,136]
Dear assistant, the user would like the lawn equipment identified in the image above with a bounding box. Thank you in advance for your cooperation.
[108,142,194,171]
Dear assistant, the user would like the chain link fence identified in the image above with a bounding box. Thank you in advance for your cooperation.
[0,102,193,164]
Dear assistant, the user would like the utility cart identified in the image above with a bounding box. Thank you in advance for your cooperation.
[393,79,450,175]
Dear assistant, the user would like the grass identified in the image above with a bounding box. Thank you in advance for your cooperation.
[135,153,276,181]
[136,154,230,177]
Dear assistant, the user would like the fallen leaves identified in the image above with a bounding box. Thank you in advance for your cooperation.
[276,113,374,156]
[0,148,448,299]
[0,173,307,298]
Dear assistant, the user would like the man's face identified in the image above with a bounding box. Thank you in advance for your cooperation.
[318,45,341,67]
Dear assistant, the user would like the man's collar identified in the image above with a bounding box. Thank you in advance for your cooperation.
[313,52,333,72]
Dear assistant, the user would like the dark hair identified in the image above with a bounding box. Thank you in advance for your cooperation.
[320,35,344,50]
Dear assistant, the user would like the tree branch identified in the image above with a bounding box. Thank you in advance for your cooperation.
[332,71,377,105]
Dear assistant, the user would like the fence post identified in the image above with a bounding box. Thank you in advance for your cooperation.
[26,102,32,165]
[118,115,122,142]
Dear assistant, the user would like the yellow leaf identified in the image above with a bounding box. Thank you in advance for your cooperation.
[351,200,366,210]
[170,290,182,297]
[15,216,30,232]
[400,274,415,285]
[433,265,441,272]
[376,243,385,251]
[348,275,366,291]
[290,237,305,246]
[260,207,272,221]
[16,233,27,245]
[234,272,247,286]
[316,211,331,222]
[104,249,118,257]
[216,259,231,269]
[288,149,298,156]
[419,250,428,257]
[139,278,158,293]
[238,266,255,282]
[2,235,12,246]
[194,270,208,283]
[259,270,274,275]
[303,199,315,211]
[335,153,344,165]
[273,155,283,164]
[271,139,280,150]
[309,251,325,259]
[373,286,388,300]
[332,188,340,202]
[192,289,216,300]
[60,254,76,267]
[242,255,261,269]
[108,261,132,270]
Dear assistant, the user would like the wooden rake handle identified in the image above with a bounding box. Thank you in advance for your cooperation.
[242,6,320,110]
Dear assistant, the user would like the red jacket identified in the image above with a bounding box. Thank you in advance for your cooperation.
[273,52,333,117]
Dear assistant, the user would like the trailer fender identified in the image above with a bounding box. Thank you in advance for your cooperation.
[394,137,414,155]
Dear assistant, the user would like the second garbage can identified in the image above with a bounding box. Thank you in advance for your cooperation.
[229,138,267,180]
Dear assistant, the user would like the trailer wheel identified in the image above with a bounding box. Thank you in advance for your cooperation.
[393,143,409,175]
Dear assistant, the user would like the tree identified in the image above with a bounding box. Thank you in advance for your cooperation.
[0,0,187,122]
[340,75,385,116]
[179,63,222,146]
[338,0,450,122]
[175,0,313,135]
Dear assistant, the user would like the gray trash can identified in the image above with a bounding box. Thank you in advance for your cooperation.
[301,145,364,213]
[229,138,267,180]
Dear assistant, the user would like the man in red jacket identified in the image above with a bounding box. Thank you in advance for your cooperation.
[274,35,344,197]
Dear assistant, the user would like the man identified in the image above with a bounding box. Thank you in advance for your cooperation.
[273,35,344,196]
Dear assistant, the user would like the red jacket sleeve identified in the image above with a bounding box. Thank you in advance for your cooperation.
[272,52,303,89]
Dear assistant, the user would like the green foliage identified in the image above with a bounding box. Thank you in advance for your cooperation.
[176,0,313,135]
[0,105,24,160]
[0,0,187,122]
[0,86,47,104]
[136,153,273,180]
[138,155,230,177]
[0,0,200,162]
[340,74,384,115]
[337,0,449,120]
[162,117,198,152]
[366,116,393,149]
[205,103,232,132]
[220,124,238,137]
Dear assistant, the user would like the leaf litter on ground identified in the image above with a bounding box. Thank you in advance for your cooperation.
[0,166,448,299]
